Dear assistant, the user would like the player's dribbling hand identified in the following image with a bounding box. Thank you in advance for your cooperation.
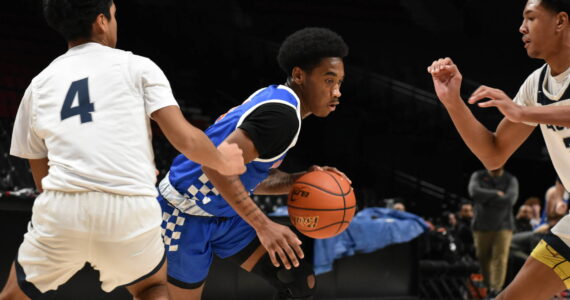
[217,141,246,176]
[308,165,352,184]
[427,57,463,106]
[256,221,304,270]
[468,85,524,123]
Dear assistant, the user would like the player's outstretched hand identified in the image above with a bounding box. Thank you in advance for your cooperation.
[216,141,246,176]
[256,221,304,269]
[427,57,463,106]
[468,85,524,123]
[308,165,352,184]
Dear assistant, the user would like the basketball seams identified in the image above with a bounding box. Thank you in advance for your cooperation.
[323,171,347,235]
[288,170,355,239]
[294,180,351,196]
[287,204,356,211]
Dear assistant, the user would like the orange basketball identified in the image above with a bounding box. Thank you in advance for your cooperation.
[287,170,356,239]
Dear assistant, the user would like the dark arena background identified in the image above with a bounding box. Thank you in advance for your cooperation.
[0,0,556,299]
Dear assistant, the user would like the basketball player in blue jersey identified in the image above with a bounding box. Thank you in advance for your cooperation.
[0,0,245,299]
[428,1,570,299]
[159,27,350,300]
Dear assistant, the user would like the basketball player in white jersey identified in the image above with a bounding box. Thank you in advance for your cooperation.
[0,0,245,299]
[428,0,570,299]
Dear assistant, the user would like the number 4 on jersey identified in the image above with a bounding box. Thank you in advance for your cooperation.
[61,78,94,123]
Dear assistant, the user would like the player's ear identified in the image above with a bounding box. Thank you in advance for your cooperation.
[556,11,569,30]
[91,13,108,35]
[291,66,305,85]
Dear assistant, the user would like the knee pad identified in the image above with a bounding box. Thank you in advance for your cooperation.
[275,263,315,299]
[251,254,315,299]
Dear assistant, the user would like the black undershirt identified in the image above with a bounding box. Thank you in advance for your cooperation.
[238,103,299,159]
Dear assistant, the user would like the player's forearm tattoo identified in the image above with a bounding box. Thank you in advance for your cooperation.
[250,212,264,224]
[226,175,250,205]
[245,207,259,217]
[233,188,247,197]
[232,190,250,205]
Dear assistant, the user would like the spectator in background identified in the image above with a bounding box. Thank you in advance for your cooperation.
[441,211,458,231]
[540,177,569,227]
[393,202,406,212]
[434,211,462,263]
[456,201,475,260]
[523,196,542,229]
[458,201,474,221]
[515,205,534,233]
[468,166,519,297]
[506,205,563,291]
[534,213,565,234]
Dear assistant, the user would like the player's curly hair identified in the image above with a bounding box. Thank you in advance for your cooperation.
[540,0,570,14]
[43,0,113,41]
[277,27,349,76]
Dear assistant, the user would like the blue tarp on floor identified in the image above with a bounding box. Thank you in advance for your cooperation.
[271,206,429,275]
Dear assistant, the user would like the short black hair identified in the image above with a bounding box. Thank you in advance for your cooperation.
[277,27,349,76]
[540,0,570,14]
[43,0,113,41]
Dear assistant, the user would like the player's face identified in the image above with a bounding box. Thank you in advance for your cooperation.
[303,57,345,118]
[519,0,563,59]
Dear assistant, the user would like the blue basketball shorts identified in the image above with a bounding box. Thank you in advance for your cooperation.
[158,195,257,285]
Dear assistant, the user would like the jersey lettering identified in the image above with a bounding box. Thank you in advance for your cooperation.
[546,124,567,132]
[61,78,94,123]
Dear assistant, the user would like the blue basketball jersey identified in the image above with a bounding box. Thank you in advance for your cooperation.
[166,84,301,217]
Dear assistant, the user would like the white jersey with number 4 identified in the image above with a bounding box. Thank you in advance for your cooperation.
[514,64,570,243]
[10,42,178,197]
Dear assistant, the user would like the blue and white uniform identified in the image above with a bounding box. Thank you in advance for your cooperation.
[159,84,301,285]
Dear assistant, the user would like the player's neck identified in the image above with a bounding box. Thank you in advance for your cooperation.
[67,37,108,49]
[546,47,570,76]
[284,79,311,119]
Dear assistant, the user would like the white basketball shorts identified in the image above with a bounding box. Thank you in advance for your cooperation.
[15,191,165,295]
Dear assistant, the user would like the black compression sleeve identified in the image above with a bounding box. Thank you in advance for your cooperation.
[238,103,299,159]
